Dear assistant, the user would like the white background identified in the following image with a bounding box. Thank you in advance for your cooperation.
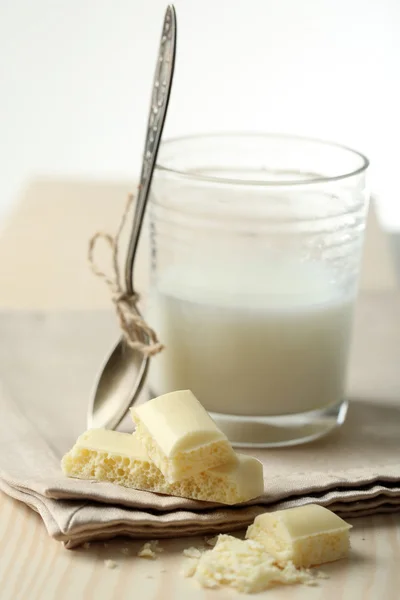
[1,0,399,228]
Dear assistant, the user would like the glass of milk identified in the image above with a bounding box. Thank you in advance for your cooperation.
[146,134,369,447]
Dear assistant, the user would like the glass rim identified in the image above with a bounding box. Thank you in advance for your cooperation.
[155,132,369,187]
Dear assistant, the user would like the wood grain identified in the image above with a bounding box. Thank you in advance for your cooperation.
[0,179,399,599]
[0,493,399,600]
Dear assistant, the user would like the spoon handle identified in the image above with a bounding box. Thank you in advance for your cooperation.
[124,5,177,295]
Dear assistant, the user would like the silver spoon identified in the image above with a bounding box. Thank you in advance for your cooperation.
[87,5,177,430]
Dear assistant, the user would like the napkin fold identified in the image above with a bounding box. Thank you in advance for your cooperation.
[0,293,399,548]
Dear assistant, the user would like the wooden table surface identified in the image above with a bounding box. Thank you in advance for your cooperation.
[0,179,399,600]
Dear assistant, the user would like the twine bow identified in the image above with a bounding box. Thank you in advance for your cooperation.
[88,193,164,357]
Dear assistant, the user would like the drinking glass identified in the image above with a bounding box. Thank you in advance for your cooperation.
[147,133,369,447]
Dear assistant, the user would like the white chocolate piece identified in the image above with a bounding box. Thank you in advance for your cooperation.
[246,504,351,567]
[137,541,161,559]
[130,390,237,482]
[61,429,264,505]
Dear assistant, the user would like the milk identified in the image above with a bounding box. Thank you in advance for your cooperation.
[147,260,354,417]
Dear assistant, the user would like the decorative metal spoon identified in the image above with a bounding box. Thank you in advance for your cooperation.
[87,5,176,430]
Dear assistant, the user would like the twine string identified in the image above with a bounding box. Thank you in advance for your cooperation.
[88,193,164,357]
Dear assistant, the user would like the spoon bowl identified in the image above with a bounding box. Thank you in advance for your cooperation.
[88,337,149,431]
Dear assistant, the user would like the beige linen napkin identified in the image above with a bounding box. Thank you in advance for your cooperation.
[0,293,399,548]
